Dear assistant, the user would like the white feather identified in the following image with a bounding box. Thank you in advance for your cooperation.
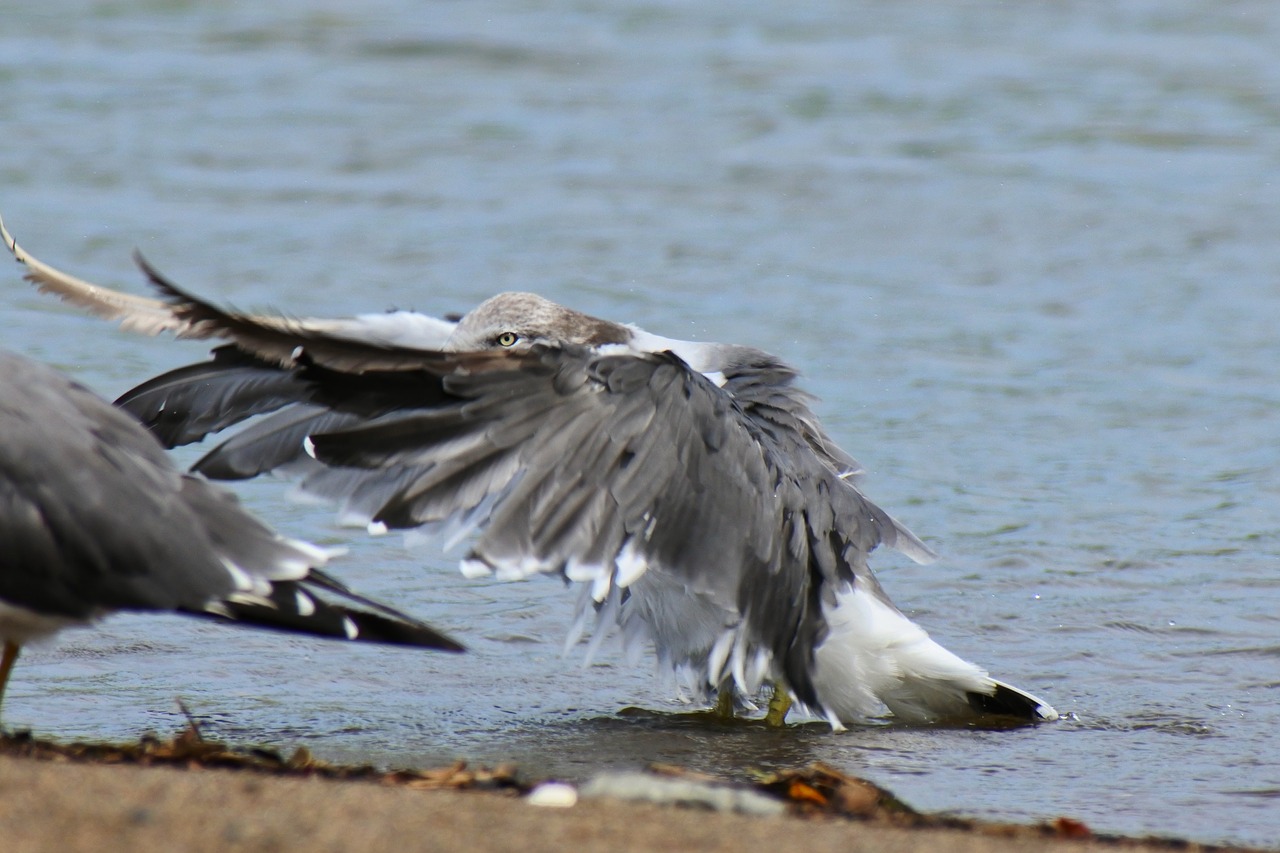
[293,590,316,617]
[810,584,995,724]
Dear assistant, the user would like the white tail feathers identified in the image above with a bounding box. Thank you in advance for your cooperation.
[810,584,1057,729]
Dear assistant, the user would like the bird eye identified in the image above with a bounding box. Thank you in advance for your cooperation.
[496,331,519,348]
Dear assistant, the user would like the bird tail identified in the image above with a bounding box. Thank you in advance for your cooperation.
[809,584,1056,729]
[965,678,1058,721]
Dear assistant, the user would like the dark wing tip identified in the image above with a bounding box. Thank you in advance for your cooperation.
[132,249,184,300]
[966,680,1058,723]
[204,583,466,652]
[339,607,466,651]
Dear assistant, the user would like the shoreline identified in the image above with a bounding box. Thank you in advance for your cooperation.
[0,732,1263,853]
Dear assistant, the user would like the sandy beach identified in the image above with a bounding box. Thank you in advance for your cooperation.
[0,734,1260,853]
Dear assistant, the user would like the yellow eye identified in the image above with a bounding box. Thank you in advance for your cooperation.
[496,331,519,348]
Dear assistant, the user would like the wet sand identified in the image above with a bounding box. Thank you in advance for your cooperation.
[0,739,1259,853]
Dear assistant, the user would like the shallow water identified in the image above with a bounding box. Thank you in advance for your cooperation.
[2,1,1279,847]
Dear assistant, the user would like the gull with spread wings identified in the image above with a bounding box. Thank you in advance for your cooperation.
[3,218,1056,729]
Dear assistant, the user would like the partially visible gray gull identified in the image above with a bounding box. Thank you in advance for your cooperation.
[4,218,1056,729]
[0,345,461,720]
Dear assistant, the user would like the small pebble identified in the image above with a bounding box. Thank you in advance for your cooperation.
[526,782,579,808]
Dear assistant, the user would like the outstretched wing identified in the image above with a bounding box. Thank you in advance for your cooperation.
[285,342,928,704]
[100,284,932,703]
[2,216,457,349]
[9,229,934,700]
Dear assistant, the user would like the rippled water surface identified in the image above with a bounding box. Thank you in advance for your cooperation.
[2,1,1279,848]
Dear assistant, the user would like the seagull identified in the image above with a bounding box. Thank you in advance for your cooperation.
[3,219,1057,729]
[0,344,462,721]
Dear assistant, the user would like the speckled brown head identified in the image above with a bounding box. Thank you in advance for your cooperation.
[444,292,633,352]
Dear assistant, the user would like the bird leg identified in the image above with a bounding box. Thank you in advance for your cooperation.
[764,684,792,727]
[0,641,20,719]
[711,687,737,721]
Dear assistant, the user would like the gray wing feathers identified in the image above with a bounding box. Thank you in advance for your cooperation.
[304,348,925,703]
[193,406,364,480]
[723,359,937,567]
[0,356,247,616]
[116,347,315,448]
[133,253,461,373]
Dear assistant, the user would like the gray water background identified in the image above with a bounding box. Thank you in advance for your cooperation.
[2,1,1278,847]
